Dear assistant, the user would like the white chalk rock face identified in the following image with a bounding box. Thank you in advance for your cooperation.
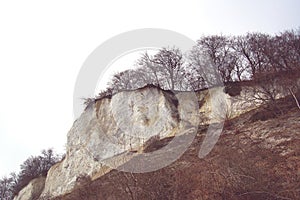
[13,177,45,200]
[40,86,261,198]
[41,86,199,197]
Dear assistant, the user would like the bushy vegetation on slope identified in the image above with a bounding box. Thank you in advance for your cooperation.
[0,149,61,200]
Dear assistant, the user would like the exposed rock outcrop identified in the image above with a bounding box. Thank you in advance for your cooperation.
[41,87,198,197]
[53,105,300,200]
[13,177,45,200]
[40,85,263,198]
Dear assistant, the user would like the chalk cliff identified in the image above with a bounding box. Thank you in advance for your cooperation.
[15,85,268,200]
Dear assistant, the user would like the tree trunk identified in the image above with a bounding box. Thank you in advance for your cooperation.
[289,88,300,110]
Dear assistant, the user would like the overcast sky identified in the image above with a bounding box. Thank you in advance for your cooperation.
[0,0,299,177]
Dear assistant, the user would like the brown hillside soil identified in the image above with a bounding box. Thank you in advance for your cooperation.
[53,99,300,200]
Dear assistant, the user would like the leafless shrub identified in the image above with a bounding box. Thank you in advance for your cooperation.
[0,149,61,199]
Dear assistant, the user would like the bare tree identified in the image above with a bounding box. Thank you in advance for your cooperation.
[0,176,13,200]
[136,52,161,86]
[96,29,300,113]
[151,47,185,90]
[183,67,206,91]
[8,149,60,197]
[108,69,143,92]
[107,47,187,92]
[233,33,270,78]
[189,35,236,86]
[230,36,250,81]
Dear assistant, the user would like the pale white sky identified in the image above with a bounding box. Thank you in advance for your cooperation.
[0,0,299,177]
